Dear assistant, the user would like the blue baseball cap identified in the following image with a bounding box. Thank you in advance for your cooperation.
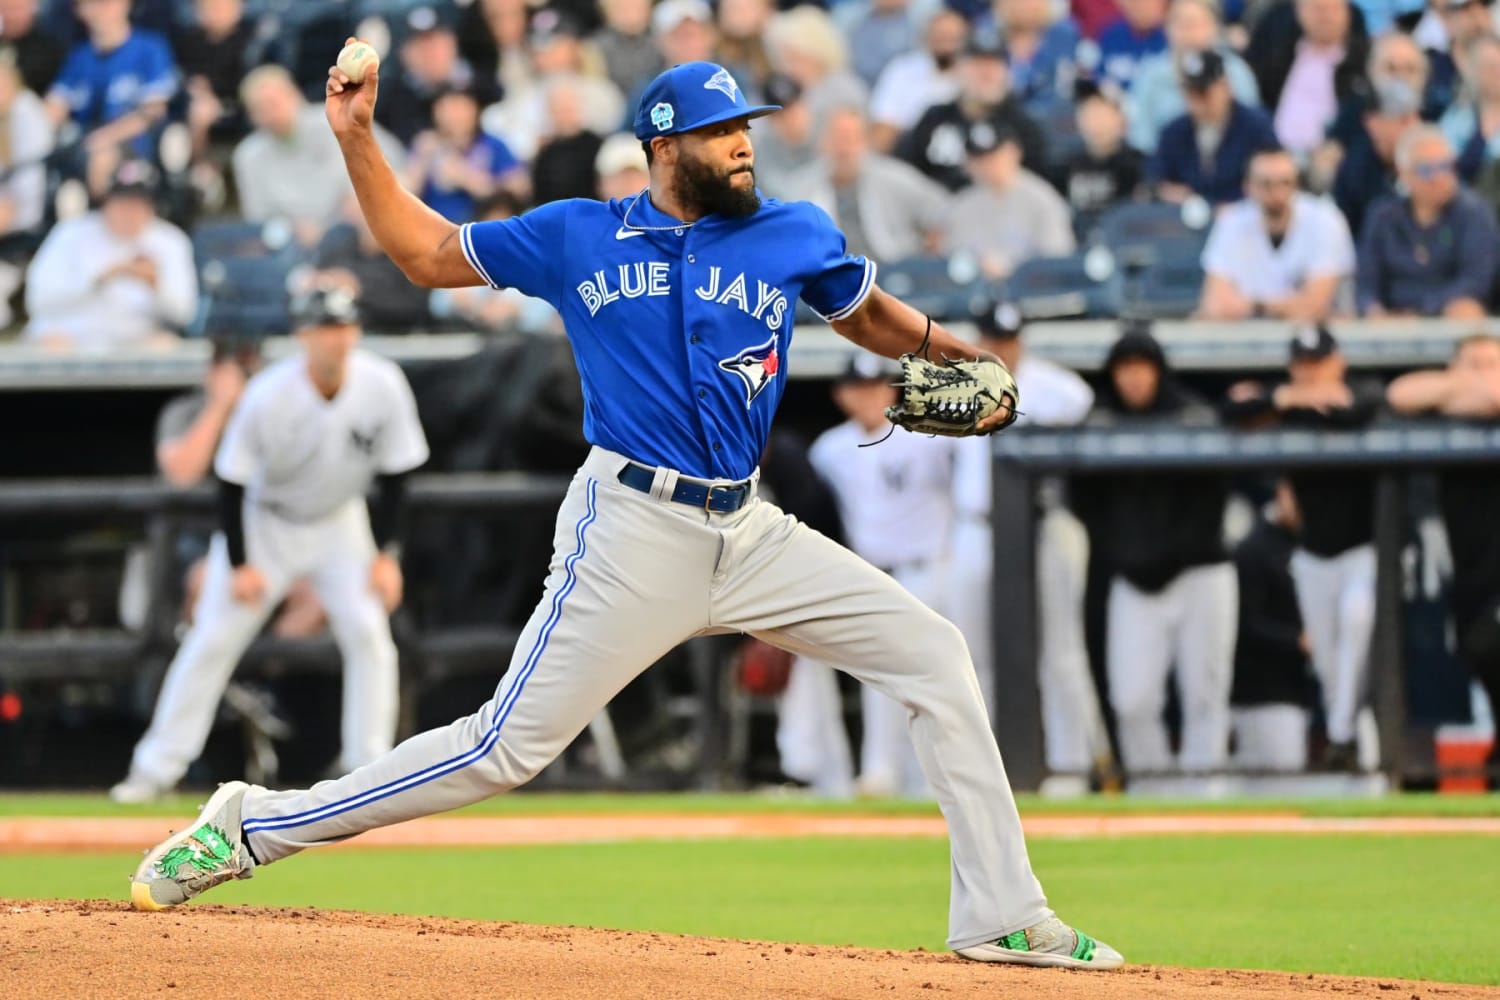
[632,62,780,140]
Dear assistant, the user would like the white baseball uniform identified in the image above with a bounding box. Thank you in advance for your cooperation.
[123,347,429,789]
[949,353,1109,776]
[778,419,959,797]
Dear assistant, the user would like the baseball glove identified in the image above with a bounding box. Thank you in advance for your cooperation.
[885,353,1021,437]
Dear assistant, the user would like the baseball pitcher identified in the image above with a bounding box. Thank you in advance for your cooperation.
[128,54,1122,972]
[112,286,429,801]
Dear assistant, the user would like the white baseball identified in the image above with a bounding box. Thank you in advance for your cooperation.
[336,41,379,84]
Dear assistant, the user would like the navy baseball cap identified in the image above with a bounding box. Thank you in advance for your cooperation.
[292,285,361,329]
[1289,323,1338,362]
[633,62,780,140]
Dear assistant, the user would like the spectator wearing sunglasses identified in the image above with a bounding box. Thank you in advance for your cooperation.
[1356,124,1500,317]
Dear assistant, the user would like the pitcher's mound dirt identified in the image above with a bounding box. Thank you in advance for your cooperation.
[4,900,1495,1000]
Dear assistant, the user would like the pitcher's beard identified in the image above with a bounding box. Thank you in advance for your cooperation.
[676,154,760,218]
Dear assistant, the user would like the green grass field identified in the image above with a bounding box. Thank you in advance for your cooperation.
[3,794,1499,985]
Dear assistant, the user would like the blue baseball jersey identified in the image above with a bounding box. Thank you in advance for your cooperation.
[49,30,177,151]
[461,192,874,481]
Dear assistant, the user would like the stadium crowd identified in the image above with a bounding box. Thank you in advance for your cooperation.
[3,0,1500,346]
[1,0,1498,793]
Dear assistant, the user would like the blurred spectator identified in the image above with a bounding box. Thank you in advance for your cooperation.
[1083,326,1235,774]
[1222,325,1383,771]
[653,0,718,74]
[0,0,63,94]
[406,86,524,223]
[944,121,1076,278]
[978,0,1084,110]
[312,195,433,332]
[1388,333,1500,767]
[897,39,1049,191]
[171,0,255,159]
[1424,0,1496,114]
[1198,146,1354,319]
[1089,0,1170,93]
[1230,480,1314,773]
[784,105,950,260]
[1075,0,1130,39]
[1125,0,1262,153]
[430,190,560,336]
[22,160,195,351]
[592,0,662,97]
[484,9,626,163]
[1147,49,1278,204]
[595,131,648,200]
[765,5,868,128]
[1246,0,1369,156]
[950,301,1106,790]
[377,4,498,147]
[716,0,774,92]
[459,0,533,100]
[845,0,919,88]
[530,75,605,204]
[750,72,817,196]
[1439,33,1500,181]
[0,48,54,235]
[868,9,966,152]
[1356,124,1500,317]
[0,46,51,324]
[1312,32,1432,192]
[1063,84,1144,219]
[1330,77,1421,232]
[46,0,177,196]
[233,65,404,245]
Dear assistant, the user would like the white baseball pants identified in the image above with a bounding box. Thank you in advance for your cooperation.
[1289,544,1376,745]
[1106,563,1237,773]
[777,560,945,798]
[126,499,399,788]
[241,447,1051,950]
[1231,705,1310,771]
[950,511,1109,776]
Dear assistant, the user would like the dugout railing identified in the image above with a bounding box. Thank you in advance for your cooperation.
[987,420,1500,791]
[0,474,733,790]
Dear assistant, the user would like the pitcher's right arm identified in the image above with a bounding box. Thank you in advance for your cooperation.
[325,41,478,289]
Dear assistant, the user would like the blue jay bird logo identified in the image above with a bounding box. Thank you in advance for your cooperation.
[704,68,740,102]
[718,334,780,407]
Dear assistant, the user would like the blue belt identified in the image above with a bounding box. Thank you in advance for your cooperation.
[616,463,753,513]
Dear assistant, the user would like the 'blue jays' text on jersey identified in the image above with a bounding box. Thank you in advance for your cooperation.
[49,30,177,150]
[461,193,875,481]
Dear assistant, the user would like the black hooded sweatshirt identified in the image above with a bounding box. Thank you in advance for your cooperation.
[1076,331,1231,593]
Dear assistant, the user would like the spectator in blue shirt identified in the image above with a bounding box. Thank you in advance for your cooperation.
[1148,49,1279,204]
[1086,0,1169,93]
[1356,124,1500,318]
[1125,0,1261,154]
[976,0,1083,110]
[45,0,177,196]
[405,86,524,223]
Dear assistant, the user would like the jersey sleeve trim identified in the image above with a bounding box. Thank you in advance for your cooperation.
[815,258,878,323]
[459,223,500,290]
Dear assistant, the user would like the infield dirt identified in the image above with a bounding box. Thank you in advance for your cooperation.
[4,899,1499,1000]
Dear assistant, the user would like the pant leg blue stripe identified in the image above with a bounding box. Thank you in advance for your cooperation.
[243,478,600,835]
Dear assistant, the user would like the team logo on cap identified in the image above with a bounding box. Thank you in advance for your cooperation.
[704,67,740,102]
[718,333,780,407]
[651,102,675,131]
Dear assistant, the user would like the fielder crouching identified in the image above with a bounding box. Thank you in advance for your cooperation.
[112,285,430,802]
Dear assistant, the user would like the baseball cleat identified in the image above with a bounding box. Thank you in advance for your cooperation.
[130,781,256,911]
[956,915,1124,970]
